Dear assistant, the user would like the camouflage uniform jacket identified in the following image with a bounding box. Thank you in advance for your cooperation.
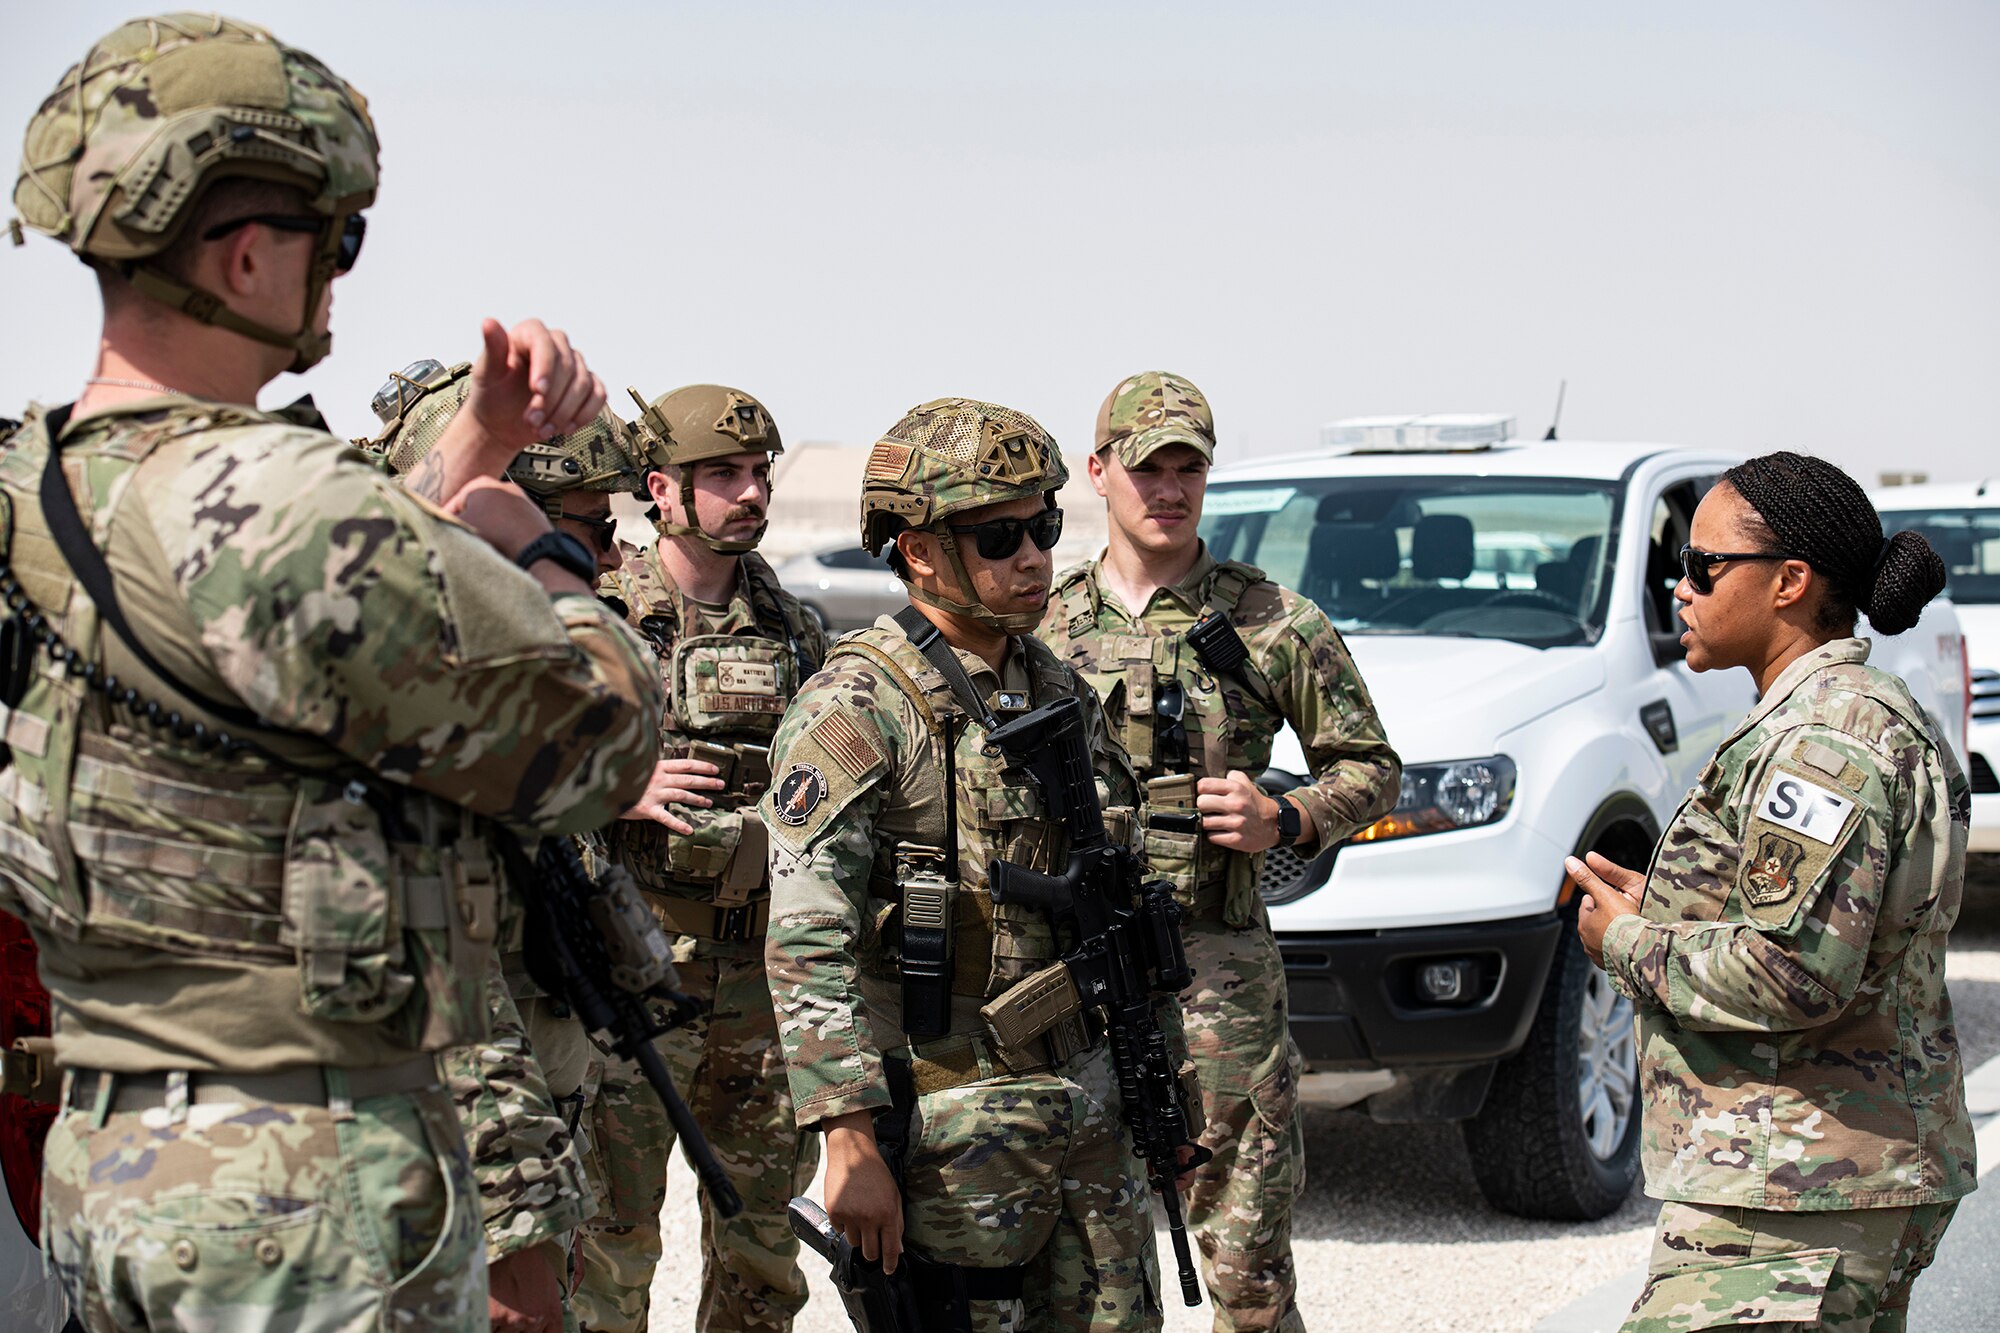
[761,614,1145,1126]
[1041,545,1399,923]
[1601,638,1978,1210]
[601,544,825,959]
[0,399,661,1074]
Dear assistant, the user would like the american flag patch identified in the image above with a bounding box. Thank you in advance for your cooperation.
[809,711,884,779]
[865,442,913,482]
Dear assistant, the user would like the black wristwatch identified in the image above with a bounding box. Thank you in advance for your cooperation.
[515,530,595,583]
[1275,797,1302,845]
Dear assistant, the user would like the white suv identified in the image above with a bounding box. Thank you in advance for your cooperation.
[1201,419,1968,1219]
[1871,481,2000,850]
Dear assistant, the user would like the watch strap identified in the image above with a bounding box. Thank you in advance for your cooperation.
[515,530,595,583]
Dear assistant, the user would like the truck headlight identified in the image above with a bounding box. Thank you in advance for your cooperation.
[1350,756,1516,843]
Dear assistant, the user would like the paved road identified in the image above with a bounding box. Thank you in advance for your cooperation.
[648,868,2000,1331]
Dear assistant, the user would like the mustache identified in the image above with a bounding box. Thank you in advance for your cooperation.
[723,504,764,523]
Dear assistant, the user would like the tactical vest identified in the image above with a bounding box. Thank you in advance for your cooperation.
[0,404,496,1058]
[602,550,817,906]
[1052,559,1272,925]
[831,624,1078,1014]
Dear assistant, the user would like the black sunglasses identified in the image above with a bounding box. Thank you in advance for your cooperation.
[202,212,367,273]
[1677,543,1794,595]
[947,507,1064,560]
[563,512,618,553]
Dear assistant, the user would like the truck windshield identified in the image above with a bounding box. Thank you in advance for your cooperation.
[1199,476,1618,647]
[1876,508,2000,605]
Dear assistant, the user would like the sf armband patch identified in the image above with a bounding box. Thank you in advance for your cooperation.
[1738,764,1862,924]
[774,763,829,826]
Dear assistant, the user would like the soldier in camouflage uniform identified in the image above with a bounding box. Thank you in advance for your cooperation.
[573,383,825,1333]
[1570,453,1975,1331]
[1039,372,1400,1333]
[2,16,659,1331]
[764,397,1186,1332]
[362,360,660,1332]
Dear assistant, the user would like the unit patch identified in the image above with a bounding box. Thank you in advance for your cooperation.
[775,763,829,826]
[1743,830,1808,905]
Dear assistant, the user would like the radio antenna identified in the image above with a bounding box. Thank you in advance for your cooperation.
[1543,380,1567,441]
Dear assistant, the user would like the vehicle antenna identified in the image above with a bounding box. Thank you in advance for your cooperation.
[1543,380,1567,441]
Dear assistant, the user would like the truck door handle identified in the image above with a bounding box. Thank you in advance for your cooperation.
[1640,699,1677,754]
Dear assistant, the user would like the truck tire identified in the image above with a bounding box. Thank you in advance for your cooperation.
[1461,923,1639,1219]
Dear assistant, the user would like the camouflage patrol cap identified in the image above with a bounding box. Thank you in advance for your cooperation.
[1094,371,1215,466]
[15,15,379,371]
[364,360,645,512]
[859,397,1067,556]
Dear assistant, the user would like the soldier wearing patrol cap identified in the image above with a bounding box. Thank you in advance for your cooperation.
[572,384,826,1333]
[761,397,1182,1329]
[1038,371,1399,1333]
[363,360,685,1333]
[2,14,659,1331]
[1569,452,1975,1331]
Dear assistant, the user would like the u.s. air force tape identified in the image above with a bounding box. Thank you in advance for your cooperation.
[1755,770,1856,846]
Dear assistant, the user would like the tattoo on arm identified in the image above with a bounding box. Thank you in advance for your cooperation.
[403,453,447,503]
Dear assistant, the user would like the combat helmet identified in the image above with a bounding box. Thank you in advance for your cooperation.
[14,14,379,372]
[363,359,647,515]
[1095,370,1215,466]
[860,397,1067,632]
[624,383,783,554]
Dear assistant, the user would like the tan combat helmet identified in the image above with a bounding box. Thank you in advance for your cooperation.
[14,14,380,372]
[363,360,646,515]
[860,397,1068,632]
[1095,370,1216,466]
[624,383,784,554]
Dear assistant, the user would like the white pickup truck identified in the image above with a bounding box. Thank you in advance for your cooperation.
[1200,418,1970,1220]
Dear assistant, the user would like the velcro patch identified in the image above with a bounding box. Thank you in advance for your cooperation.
[774,764,829,826]
[1754,768,1857,846]
[808,711,885,781]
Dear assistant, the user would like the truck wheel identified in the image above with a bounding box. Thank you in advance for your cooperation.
[1461,926,1639,1219]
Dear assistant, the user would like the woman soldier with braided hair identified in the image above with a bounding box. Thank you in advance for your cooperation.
[1567,451,1976,1330]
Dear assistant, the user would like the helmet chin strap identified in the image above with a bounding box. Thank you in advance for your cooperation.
[650,470,766,554]
[903,529,1044,634]
[121,210,349,373]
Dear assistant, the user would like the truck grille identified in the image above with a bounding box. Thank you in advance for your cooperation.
[1257,840,1341,906]
[1971,752,2000,796]
[1974,668,2000,722]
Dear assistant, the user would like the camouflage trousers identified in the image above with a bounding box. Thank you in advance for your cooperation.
[42,1080,484,1331]
[899,1040,1163,1332]
[572,949,818,1332]
[1180,913,1306,1333]
[1622,1199,1960,1331]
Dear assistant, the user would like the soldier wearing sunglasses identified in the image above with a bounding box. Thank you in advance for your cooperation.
[1039,371,1401,1333]
[5,15,657,1332]
[761,398,1184,1328]
[1566,453,1971,1330]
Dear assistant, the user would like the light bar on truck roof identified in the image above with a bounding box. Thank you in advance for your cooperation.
[1321,414,1516,453]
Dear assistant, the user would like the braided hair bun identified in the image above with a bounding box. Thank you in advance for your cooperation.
[1722,451,1946,636]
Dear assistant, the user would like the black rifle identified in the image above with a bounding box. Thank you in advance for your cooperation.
[504,833,743,1219]
[984,695,1212,1307]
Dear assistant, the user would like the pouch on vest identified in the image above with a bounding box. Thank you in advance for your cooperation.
[1142,773,1202,910]
[673,634,793,738]
[282,780,410,1026]
[664,811,747,897]
[896,843,955,1039]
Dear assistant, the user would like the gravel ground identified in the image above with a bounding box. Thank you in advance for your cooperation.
[645,858,2000,1332]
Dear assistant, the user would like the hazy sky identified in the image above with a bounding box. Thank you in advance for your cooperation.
[6,2,1997,484]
